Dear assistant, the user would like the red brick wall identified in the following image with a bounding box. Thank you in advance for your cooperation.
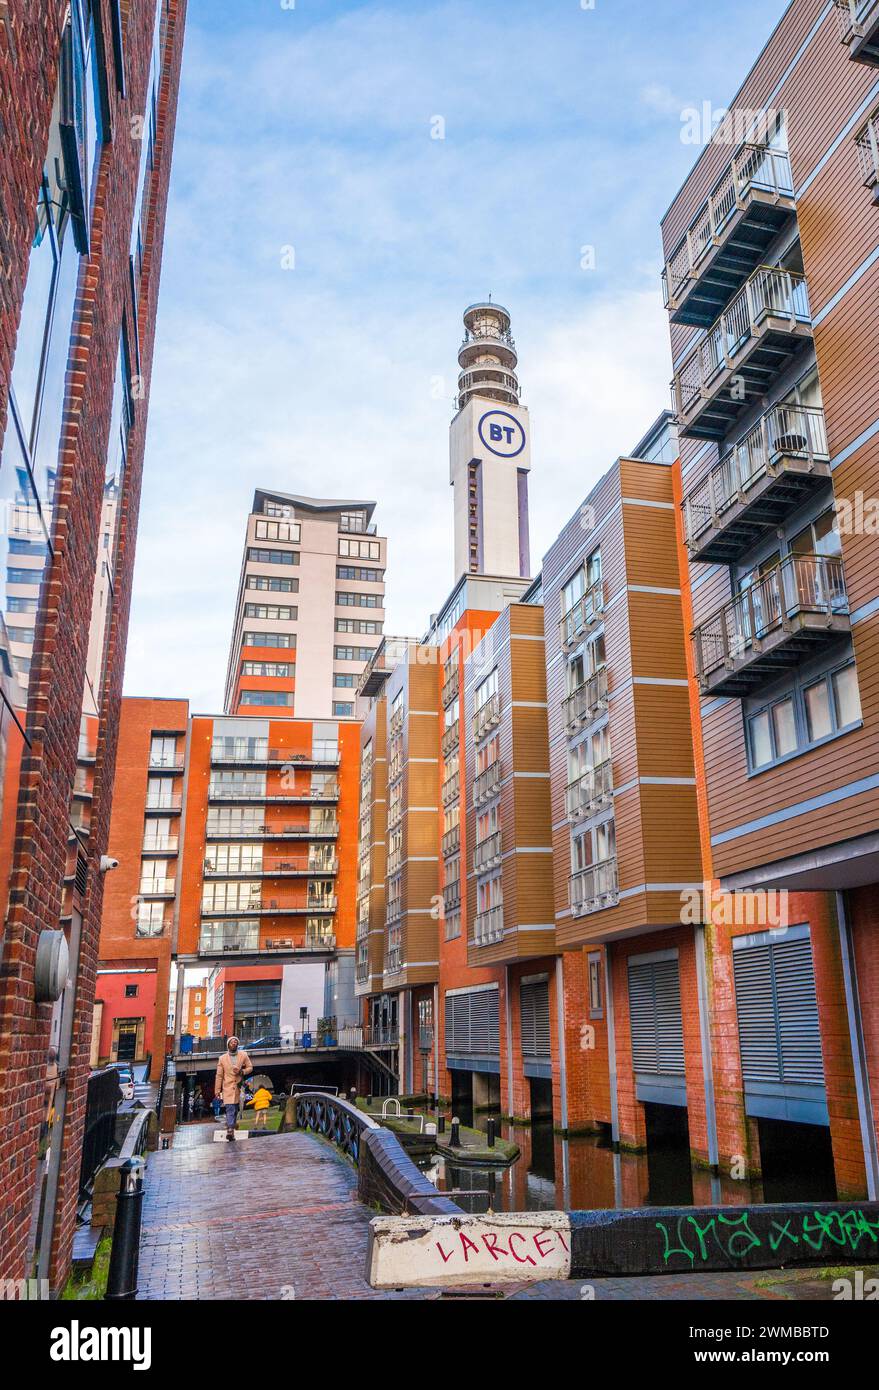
[0,0,186,1288]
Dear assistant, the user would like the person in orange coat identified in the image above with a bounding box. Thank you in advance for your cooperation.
[247,1085,273,1130]
[214,1037,253,1141]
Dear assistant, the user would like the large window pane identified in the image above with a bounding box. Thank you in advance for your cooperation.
[748,710,772,768]
[772,697,797,757]
[805,680,832,741]
[9,190,58,444]
[832,665,862,729]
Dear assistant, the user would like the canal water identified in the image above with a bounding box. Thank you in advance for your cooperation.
[419,1113,833,1214]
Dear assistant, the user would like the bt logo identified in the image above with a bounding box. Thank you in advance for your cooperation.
[478,409,526,459]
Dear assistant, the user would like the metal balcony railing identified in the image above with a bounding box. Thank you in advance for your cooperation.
[563,666,609,734]
[663,143,795,321]
[355,959,370,985]
[143,837,178,854]
[681,403,830,563]
[389,705,405,736]
[569,857,619,917]
[855,107,879,188]
[442,667,459,707]
[148,752,185,770]
[139,877,176,896]
[692,553,850,697]
[145,793,182,811]
[441,769,460,805]
[365,1025,399,1047]
[384,947,402,976]
[559,581,606,651]
[473,760,501,806]
[442,825,460,857]
[835,0,879,56]
[673,267,812,435]
[199,922,260,953]
[473,905,504,946]
[565,759,614,821]
[441,720,459,756]
[443,883,461,915]
[473,830,502,874]
[386,896,403,925]
[473,690,501,741]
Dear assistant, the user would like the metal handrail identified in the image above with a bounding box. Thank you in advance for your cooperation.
[473,690,501,741]
[441,721,459,756]
[442,825,460,856]
[855,107,879,187]
[673,267,811,420]
[682,403,829,547]
[563,666,609,732]
[692,552,848,684]
[473,830,502,873]
[663,143,794,308]
[835,0,879,41]
[569,857,619,916]
[474,904,504,946]
[565,759,614,820]
[559,581,606,650]
[473,760,502,805]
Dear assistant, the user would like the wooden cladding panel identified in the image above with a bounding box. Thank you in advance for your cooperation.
[632,683,697,779]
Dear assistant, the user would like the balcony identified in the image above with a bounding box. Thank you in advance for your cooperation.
[473,760,501,806]
[384,946,402,976]
[473,905,505,946]
[358,636,417,698]
[389,705,405,736]
[365,1024,399,1047]
[692,553,850,698]
[441,667,459,707]
[855,108,879,197]
[443,883,461,916]
[145,794,182,813]
[563,666,609,734]
[149,751,185,772]
[663,144,796,327]
[442,825,460,857]
[201,893,338,918]
[565,760,614,821]
[209,743,341,768]
[206,782,339,804]
[681,404,831,564]
[355,958,370,985]
[473,830,502,874]
[835,0,879,65]
[142,836,179,854]
[197,923,336,955]
[387,843,403,874]
[204,820,339,841]
[559,581,606,652]
[139,877,176,897]
[441,769,460,805]
[386,896,403,925]
[387,752,404,782]
[473,690,501,741]
[569,857,619,917]
[441,720,459,756]
[673,267,812,441]
[203,855,337,878]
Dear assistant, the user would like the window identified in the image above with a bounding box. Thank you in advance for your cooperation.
[336,566,383,582]
[340,510,368,533]
[587,953,603,1018]
[247,575,297,593]
[150,734,177,768]
[248,547,299,566]
[337,591,381,608]
[136,901,166,938]
[239,690,293,707]
[339,537,380,559]
[125,984,138,998]
[244,603,297,621]
[475,667,498,709]
[241,661,293,677]
[562,550,601,615]
[334,645,375,662]
[333,701,354,717]
[255,519,300,542]
[242,631,295,648]
[263,500,293,518]
[334,673,355,688]
[748,662,862,770]
[336,618,381,634]
[476,734,499,776]
[130,0,164,278]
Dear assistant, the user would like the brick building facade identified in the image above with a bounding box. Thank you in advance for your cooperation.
[0,0,185,1289]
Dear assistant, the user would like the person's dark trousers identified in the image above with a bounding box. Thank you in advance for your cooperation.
[225,1103,238,1133]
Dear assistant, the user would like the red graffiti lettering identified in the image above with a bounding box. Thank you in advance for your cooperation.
[557,1230,570,1254]
[435,1241,454,1264]
[482,1233,509,1261]
[533,1231,555,1260]
[460,1233,481,1262]
[509,1232,537,1266]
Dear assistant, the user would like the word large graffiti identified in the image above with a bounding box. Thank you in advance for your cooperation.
[657,1207,879,1269]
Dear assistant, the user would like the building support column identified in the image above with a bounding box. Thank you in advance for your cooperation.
[694,924,720,1175]
[836,890,879,1201]
[172,959,186,1054]
[432,983,439,1099]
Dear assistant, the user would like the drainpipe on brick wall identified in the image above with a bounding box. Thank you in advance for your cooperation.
[604,949,619,1149]
[504,967,514,1117]
[432,983,439,1099]
[694,924,720,1192]
[554,957,569,1133]
[836,890,879,1200]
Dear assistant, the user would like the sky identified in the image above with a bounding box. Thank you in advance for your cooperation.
[124,0,791,711]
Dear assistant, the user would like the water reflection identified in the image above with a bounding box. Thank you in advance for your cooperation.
[422,1115,775,1213]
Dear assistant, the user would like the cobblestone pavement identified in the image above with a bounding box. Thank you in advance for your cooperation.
[138,1123,877,1301]
[137,1124,428,1300]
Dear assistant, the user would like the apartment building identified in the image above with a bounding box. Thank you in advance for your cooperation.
[94,698,188,1076]
[663,0,879,1197]
[223,491,387,720]
[183,984,208,1039]
[0,1,185,1289]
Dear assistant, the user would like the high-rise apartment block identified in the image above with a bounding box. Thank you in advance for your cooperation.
[0,0,186,1290]
[224,491,387,720]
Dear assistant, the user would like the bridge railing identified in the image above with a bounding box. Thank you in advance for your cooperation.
[293,1091,461,1217]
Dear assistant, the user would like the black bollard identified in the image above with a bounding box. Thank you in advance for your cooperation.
[349,1088,357,1105]
[106,1157,145,1301]
[438,1113,445,1134]
[366,1094,372,1108]
[486,1117,496,1148]
[450,1116,460,1149]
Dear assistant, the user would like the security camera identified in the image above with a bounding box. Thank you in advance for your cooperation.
[100,855,120,872]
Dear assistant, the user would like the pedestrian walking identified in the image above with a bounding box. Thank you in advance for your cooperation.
[214,1037,253,1141]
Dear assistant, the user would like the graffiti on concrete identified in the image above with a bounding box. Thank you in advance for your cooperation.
[657,1208,879,1269]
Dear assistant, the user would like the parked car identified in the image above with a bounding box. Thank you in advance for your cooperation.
[110,1064,135,1101]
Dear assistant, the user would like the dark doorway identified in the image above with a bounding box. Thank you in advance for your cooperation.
[757,1118,837,1203]
[643,1103,694,1205]
[116,1022,138,1062]
[451,1070,473,1127]
[528,1079,556,1183]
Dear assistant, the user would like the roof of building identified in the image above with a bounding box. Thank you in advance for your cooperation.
[252,489,377,523]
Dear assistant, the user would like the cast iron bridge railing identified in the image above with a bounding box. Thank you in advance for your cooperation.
[295,1091,375,1164]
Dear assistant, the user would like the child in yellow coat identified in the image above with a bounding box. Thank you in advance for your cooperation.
[247,1085,273,1129]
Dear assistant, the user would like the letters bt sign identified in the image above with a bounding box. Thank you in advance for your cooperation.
[478,409,527,459]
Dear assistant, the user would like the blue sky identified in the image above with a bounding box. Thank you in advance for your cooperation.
[125,0,790,710]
